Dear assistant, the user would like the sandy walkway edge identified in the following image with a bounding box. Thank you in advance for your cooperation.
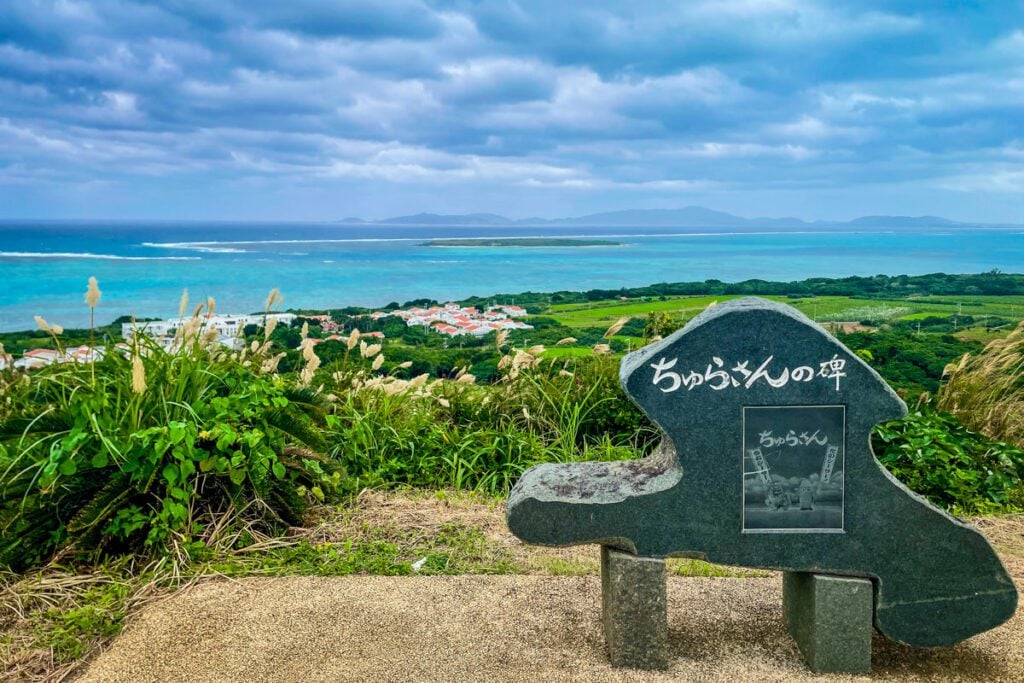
[78,573,1021,683]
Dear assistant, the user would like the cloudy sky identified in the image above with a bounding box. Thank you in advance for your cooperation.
[1,1,1022,222]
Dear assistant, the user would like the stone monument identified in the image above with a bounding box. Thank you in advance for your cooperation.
[506,297,1017,673]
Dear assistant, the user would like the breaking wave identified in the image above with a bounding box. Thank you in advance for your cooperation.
[0,251,201,261]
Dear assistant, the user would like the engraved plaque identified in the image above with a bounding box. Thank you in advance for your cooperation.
[742,405,845,533]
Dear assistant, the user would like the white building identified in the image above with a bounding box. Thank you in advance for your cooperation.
[122,313,296,341]
[10,346,106,370]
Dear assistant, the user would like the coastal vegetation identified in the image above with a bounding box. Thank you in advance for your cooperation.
[2,273,1024,679]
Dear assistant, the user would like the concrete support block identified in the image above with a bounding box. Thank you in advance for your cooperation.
[600,545,669,670]
[783,571,874,674]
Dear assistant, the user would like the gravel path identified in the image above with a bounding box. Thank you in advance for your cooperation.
[79,573,1022,682]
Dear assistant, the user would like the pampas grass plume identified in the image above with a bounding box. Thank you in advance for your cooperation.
[265,288,282,311]
[85,276,102,309]
[132,354,147,394]
[604,316,628,338]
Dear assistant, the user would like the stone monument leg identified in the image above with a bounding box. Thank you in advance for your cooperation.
[783,571,873,674]
[600,546,669,670]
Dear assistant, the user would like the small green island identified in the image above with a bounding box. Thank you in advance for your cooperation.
[421,237,623,247]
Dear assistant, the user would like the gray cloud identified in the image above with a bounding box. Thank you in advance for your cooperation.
[0,1,1022,221]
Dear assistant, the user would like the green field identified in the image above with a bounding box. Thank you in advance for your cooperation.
[547,294,1024,331]
[539,346,594,359]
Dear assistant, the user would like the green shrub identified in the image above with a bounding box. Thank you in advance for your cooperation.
[873,409,1024,515]
[0,331,339,571]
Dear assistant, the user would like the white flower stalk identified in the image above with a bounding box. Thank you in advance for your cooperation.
[34,315,52,333]
[181,317,202,345]
[371,354,385,371]
[202,327,219,348]
[604,316,629,338]
[360,342,382,358]
[265,288,282,312]
[555,337,577,346]
[264,316,278,340]
[178,289,189,319]
[131,354,147,394]
[85,276,102,309]
[301,322,309,340]
[511,349,536,372]
[299,339,321,386]
[207,296,216,316]
[347,329,361,350]
[262,352,286,374]
[384,379,411,395]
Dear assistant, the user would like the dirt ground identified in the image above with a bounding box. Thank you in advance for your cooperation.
[77,496,1024,682]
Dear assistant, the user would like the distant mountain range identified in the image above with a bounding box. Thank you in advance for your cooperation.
[338,206,1016,229]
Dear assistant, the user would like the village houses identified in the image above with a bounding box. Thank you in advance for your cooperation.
[380,303,531,337]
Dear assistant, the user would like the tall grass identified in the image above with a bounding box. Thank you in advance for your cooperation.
[0,289,652,571]
[0,296,337,571]
[324,326,653,496]
[939,320,1024,447]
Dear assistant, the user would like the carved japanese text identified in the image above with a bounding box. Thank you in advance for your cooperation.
[650,354,847,393]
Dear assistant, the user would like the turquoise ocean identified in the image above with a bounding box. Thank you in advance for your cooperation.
[1,221,1022,332]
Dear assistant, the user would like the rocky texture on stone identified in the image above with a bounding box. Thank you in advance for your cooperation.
[600,547,669,669]
[783,573,873,673]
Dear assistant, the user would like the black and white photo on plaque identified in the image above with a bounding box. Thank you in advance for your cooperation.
[742,405,845,532]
